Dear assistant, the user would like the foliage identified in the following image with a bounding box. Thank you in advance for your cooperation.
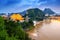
[0,16,5,30]
[0,16,8,40]
[21,19,34,30]
[0,16,31,40]
[4,20,31,40]
[0,30,8,40]
[24,8,45,21]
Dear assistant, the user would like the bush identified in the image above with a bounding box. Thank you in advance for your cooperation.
[0,16,31,40]
[4,20,31,40]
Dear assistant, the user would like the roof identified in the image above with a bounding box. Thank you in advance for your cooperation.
[10,13,24,21]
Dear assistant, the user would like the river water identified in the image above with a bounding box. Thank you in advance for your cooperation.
[28,19,60,40]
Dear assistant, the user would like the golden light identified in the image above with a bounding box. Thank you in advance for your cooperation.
[10,14,24,21]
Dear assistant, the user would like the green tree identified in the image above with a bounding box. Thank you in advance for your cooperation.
[0,16,8,40]
[0,16,31,40]
[24,8,45,21]
[0,30,8,40]
[0,16,5,30]
[4,20,31,40]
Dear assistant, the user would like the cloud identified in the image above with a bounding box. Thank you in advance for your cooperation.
[0,0,54,13]
[18,0,47,8]
[0,0,60,13]
[0,0,20,6]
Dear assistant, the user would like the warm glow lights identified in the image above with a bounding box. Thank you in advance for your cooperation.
[51,20,60,23]
[10,14,24,21]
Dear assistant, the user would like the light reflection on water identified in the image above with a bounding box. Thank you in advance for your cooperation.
[28,19,60,40]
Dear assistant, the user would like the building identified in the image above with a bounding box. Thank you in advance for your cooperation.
[0,13,8,19]
[25,11,29,22]
[33,21,37,26]
[10,13,24,22]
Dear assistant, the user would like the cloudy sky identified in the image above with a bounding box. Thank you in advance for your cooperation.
[0,0,60,13]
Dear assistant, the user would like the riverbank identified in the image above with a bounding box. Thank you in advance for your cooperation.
[27,18,60,40]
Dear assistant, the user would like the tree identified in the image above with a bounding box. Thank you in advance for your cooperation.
[0,16,8,40]
[4,20,31,40]
[26,8,45,21]
[0,16,5,30]
[0,30,8,40]
[0,16,31,40]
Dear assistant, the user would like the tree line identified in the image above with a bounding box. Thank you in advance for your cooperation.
[0,16,34,40]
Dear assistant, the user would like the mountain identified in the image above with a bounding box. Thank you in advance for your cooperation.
[24,8,45,21]
[20,11,26,16]
[44,8,55,14]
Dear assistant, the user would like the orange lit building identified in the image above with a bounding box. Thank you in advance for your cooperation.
[10,13,24,22]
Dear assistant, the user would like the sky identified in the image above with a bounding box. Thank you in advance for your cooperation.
[0,0,60,13]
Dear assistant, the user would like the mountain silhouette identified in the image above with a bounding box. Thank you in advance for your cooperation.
[44,8,55,14]
[23,8,45,21]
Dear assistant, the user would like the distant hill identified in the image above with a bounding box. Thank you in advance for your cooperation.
[24,8,45,21]
[0,13,6,15]
[44,8,55,14]
[20,11,26,16]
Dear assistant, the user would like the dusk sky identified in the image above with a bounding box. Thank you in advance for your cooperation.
[0,0,60,13]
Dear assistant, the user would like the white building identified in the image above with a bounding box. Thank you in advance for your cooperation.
[33,21,37,26]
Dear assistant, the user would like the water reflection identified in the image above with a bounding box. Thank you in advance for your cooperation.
[28,19,60,40]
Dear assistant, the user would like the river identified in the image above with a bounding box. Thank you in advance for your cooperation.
[28,19,60,40]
